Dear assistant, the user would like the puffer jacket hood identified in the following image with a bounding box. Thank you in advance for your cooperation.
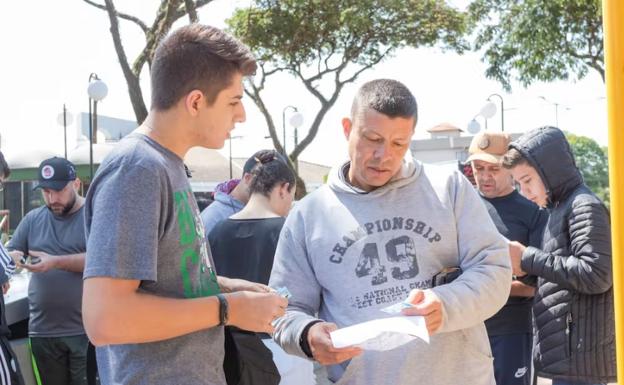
[509,126,583,207]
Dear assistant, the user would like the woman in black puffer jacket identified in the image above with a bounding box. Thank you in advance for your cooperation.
[502,126,616,385]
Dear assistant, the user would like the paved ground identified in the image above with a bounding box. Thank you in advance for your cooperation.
[536,378,615,385]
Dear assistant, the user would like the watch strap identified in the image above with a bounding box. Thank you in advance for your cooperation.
[216,293,228,326]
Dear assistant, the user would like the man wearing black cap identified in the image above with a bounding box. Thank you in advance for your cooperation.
[200,150,268,236]
[7,157,89,385]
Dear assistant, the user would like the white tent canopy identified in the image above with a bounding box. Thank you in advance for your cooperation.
[68,143,115,166]
[6,149,61,169]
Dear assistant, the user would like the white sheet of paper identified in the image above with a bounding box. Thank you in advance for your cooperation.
[330,316,429,351]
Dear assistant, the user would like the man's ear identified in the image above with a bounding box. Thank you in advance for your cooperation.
[184,90,204,117]
[342,117,353,140]
[72,178,82,191]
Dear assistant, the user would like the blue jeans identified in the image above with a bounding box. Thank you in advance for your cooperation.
[552,380,605,385]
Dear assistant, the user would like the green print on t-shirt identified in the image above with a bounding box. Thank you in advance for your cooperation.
[175,190,220,298]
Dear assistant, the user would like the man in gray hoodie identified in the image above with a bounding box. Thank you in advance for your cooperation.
[269,79,512,385]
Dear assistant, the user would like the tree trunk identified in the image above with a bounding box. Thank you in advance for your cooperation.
[128,79,149,124]
[103,0,149,124]
[84,0,216,125]
[294,173,307,200]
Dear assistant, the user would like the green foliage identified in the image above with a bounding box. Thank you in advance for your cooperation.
[226,0,468,196]
[565,132,610,207]
[228,0,468,72]
[468,0,604,91]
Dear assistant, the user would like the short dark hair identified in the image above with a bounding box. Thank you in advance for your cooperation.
[151,24,257,110]
[248,150,295,197]
[502,148,529,169]
[0,151,10,179]
[351,79,418,125]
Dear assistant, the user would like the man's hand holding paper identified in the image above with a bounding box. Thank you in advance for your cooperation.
[309,322,363,365]
[401,289,443,335]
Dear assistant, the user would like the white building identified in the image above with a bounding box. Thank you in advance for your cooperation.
[411,123,473,163]
[411,122,521,164]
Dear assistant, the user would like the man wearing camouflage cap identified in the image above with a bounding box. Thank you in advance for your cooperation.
[468,132,547,385]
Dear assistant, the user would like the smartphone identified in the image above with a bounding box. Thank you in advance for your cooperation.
[19,255,41,265]
[431,267,462,287]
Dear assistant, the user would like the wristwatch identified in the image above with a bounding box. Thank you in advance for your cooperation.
[300,320,323,358]
[216,294,228,326]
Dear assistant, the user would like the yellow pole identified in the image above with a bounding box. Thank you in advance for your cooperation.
[603,0,624,382]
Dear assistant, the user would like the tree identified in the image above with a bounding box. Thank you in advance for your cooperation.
[83,0,214,124]
[227,0,468,196]
[468,0,604,91]
[565,132,610,207]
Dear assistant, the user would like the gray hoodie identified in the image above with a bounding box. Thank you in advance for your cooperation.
[200,192,244,236]
[269,156,511,385]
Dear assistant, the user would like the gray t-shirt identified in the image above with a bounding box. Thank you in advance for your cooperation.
[84,134,224,385]
[7,205,86,337]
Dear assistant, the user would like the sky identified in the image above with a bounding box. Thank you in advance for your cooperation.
[0,0,608,168]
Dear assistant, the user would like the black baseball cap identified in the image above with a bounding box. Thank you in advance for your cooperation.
[33,157,77,191]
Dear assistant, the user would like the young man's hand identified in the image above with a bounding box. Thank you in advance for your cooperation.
[510,281,535,297]
[402,289,443,334]
[217,276,271,293]
[307,322,362,365]
[508,241,527,277]
[226,291,287,334]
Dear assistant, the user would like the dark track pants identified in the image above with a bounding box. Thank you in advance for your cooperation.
[489,333,532,385]
[30,335,89,385]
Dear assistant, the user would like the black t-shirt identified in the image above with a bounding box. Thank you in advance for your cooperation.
[208,217,285,285]
[482,190,548,335]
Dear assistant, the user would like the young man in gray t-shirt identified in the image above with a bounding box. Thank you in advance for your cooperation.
[82,24,287,385]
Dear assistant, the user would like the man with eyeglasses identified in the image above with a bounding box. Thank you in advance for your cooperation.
[6,157,89,385]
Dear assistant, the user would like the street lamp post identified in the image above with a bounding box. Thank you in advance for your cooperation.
[487,93,505,131]
[281,106,301,155]
[467,118,481,134]
[479,101,497,130]
[228,135,243,179]
[87,73,108,180]
[288,111,304,173]
[466,94,505,135]
[56,104,74,159]
[468,100,497,134]
[539,96,561,127]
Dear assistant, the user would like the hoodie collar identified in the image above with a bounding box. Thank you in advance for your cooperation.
[213,192,244,210]
[328,151,422,197]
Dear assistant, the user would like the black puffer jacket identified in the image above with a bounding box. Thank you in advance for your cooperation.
[510,126,616,383]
